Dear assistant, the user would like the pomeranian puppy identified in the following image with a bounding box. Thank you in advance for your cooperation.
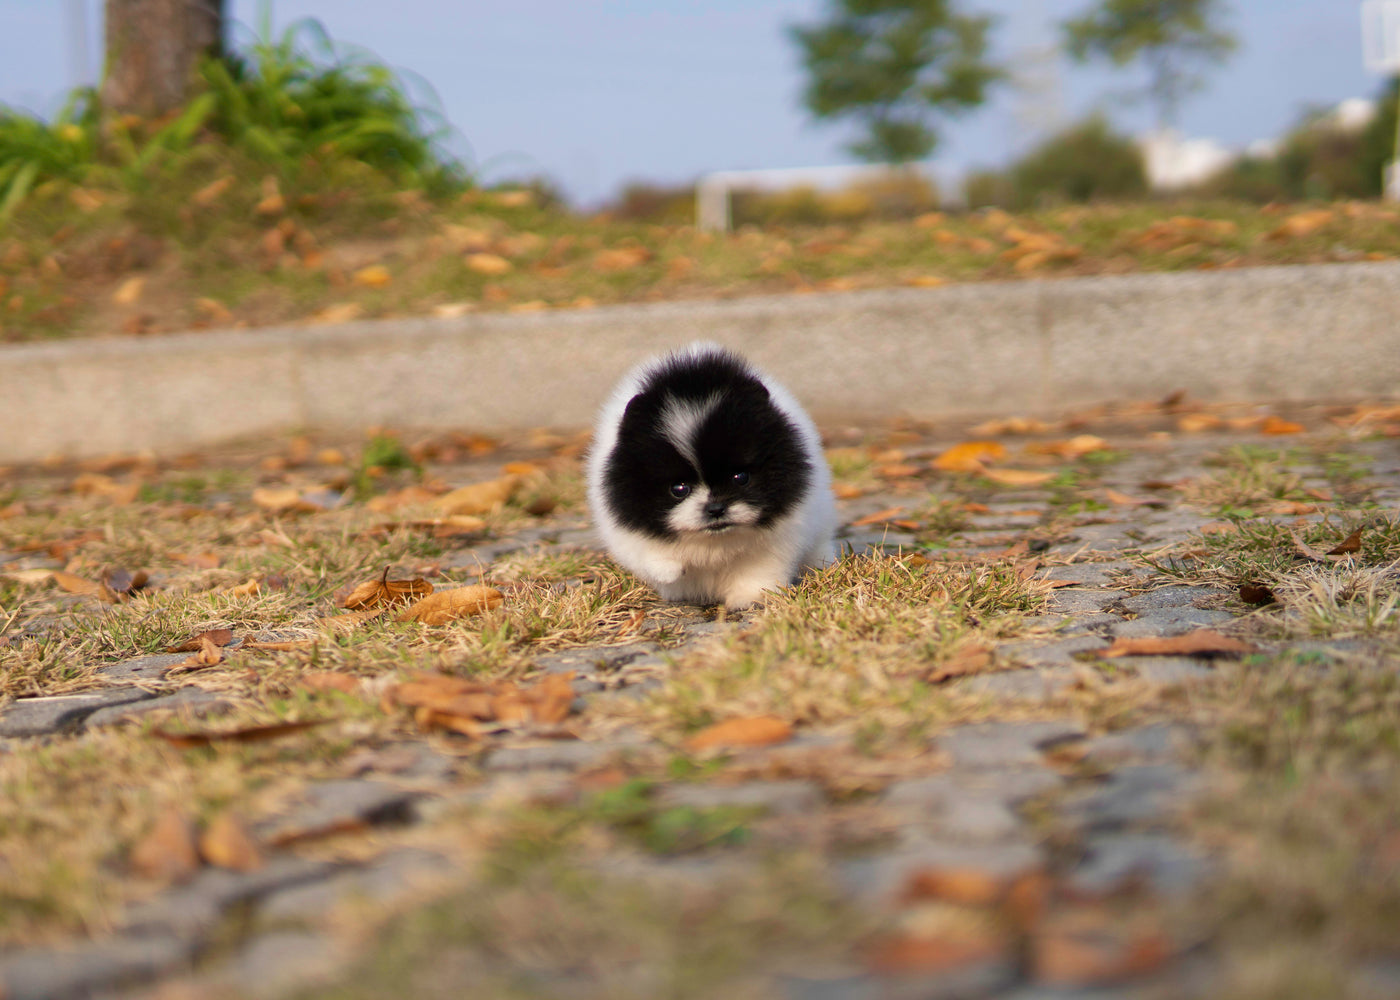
[587,342,836,607]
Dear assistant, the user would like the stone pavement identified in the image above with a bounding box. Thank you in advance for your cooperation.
[1,416,1398,1000]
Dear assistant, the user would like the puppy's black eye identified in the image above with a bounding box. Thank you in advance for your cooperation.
[732,471,750,486]
[670,482,690,499]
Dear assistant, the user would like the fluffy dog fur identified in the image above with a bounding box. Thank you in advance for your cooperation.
[587,342,836,607]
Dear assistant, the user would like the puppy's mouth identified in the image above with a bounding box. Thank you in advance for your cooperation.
[702,521,737,533]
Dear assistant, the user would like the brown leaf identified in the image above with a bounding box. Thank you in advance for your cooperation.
[1025,435,1108,459]
[301,671,359,694]
[1096,630,1255,659]
[592,246,650,272]
[1032,908,1173,986]
[433,477,518,516]
[317,609,385,633]
[166,628,234,653]
[397,585,504,625]
[685,715,793,752]
[112,276,145,305]
[1175,413,1224,433]
[1266,209,1334,240]
[933,441,1007,473]
[243,639,317,652]
[465,252,512,275]
[191,175,234,206]
[849,506,906,528]
[340,566,434,610]
[1327,529,1364,555]
[199,812,264,872]
[387,671,576,732]
[130,806,201,883]
[172,551,221,570]
[52,570,118,603]
[1291,530,1348,563]
[151,718,332,749]
[1239,583,1276,606]
[1102,489,1164,508]
[864,903,1010,974]
[926,644,994,684]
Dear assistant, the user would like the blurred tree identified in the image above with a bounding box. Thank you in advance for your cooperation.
[791,0,1001,163]
[102,0,225,116]
[1062,0,1236,128]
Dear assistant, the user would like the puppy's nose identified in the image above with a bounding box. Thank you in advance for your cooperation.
[704,499,727,518]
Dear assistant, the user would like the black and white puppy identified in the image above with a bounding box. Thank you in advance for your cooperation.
[587,342,836,607]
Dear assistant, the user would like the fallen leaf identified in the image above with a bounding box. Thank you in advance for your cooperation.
[1327,529,1364,555]
[130,806,200,882]
[172,551,221,570]
[166,628,234,653]
[1266,209,1334,240]
[877,462,922,479]
[1291,530,1351,563]
[685,715,792,752]
[112,276,145,305]
[980,468,1054,487]
[1032,908,1173,986]
[352,264,392,288]
[1096,630,1255,659]
[340,566,434,610]
[850,506,906,528]
[1102,489,1165,508]
[466,252,512,275]
[52,570,118,602]
[151,718,332,749]
[2,568,58,585]
[1260,415,1305,435]
[1176,413,1224,433]
[593,246,650,272]
[397,585,504,625]
[105,568,150,597]
[191,175,234,206]
[387,671,577,733]
[926,644,994,684]
[317,609,385,633]
[434,476,518,516]
[199,812,264,872]
[933,441,1007,473]
[1026,435,1108,460]
[301,671,359,694]
[864,903,1010,974]
[243,639,317,652]
[310,302,363,325]
[1239,583,1276,606]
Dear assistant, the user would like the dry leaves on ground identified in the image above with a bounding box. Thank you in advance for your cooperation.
[396,585,504,625]
[385,671,576,736]
[685,715,793,752]
[1095,630,1255,659]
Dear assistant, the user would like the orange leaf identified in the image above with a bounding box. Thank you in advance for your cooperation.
[1175,413,1223,433]
[1260,415,1305,435]
[1328,529,1364,555]
[933,441,1007,472]
[396,585,504,625]
[685,715,792,752]
[926,644,994,684]
[130,806,200,883]
[351,264,392,288]
[433,477,517,516]
[199,812,264,872]
[151,719,332,749]
[52,570,117,603]
[465,252,512,275]
[339,566,434,609]
[1025,435,1108,459]
[166,628,234,653]
[849,506,905,528]
[1095,630,1254,659]
[301,671,359,694]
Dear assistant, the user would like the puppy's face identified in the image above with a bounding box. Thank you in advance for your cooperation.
[602,359,812,540]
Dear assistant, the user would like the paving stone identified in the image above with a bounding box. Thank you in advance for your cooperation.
[1059,765,1203,833]
[95,652,191,682]
[1117,657,1216,684]
[1039,562,1134,587]
[1053,613,1126,635]
[883,769,1063,812]
[1107,607,1235,638]
[1069,833,1211,897]
[0,933,196,1000]
[252,780,422,844]
[1080,725,1193,766]
[197,929,342,999]
[484,740,619,773]
[779,973,880,1000]
[996,635,1107,667]
[122,858,343,938]
[1046,589,1130,615]
[0,688,155,737]
[259,848,455,923]
[954,668,1080,701]
[340,742,459,783]
[657,779,824,816]
[1357,958,1400,999]
[84,687,234,727]
[938,721,1086,769]
[1118,586,1225,612]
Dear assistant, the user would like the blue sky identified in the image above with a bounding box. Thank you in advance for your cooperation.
[0,1,1381,205]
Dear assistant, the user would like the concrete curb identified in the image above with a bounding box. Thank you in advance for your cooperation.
[4,260,1399,462]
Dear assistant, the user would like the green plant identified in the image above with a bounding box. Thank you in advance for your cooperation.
[1008,116,1148,208]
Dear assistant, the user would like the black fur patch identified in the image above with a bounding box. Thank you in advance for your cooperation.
[604,348,812,538]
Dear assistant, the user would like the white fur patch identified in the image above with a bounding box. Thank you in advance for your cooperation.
[658,393,720,465]
[666,485,712,533]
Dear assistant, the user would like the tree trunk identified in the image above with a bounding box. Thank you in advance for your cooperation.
[101,0,225,117]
